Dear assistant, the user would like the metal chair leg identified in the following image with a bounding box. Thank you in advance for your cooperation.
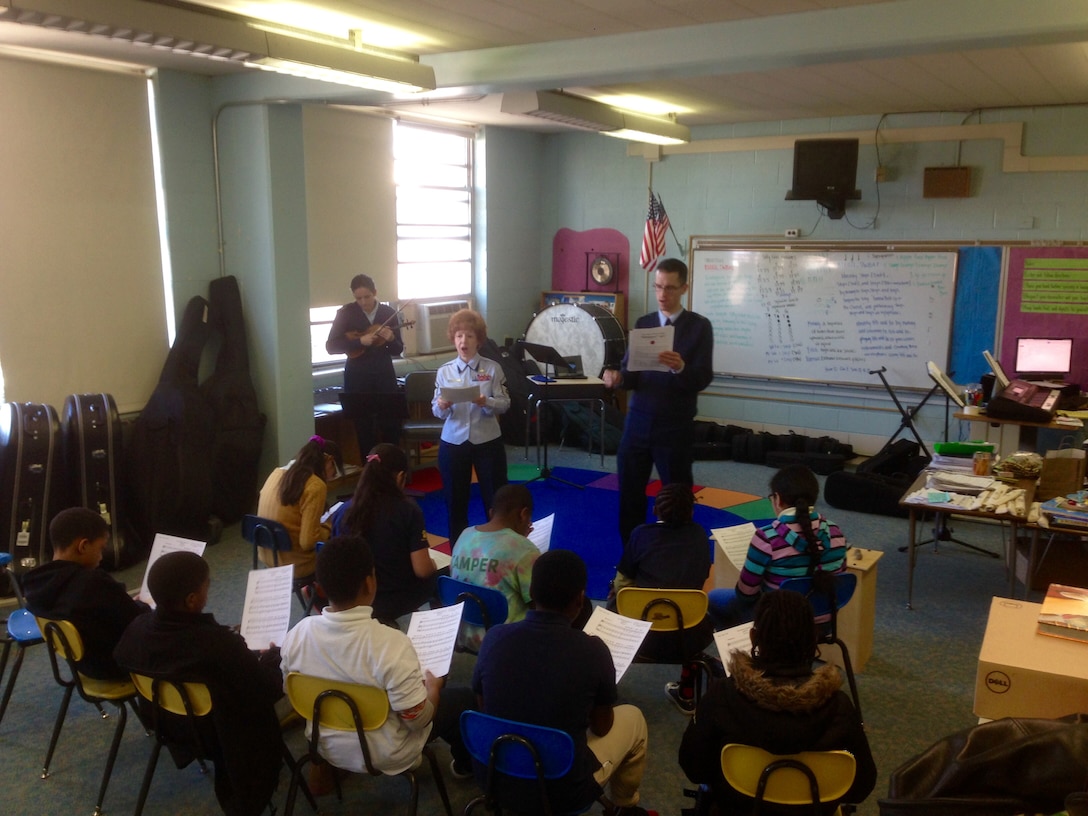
[93,701,128,816]
[423,744,454,816]
[41,686,74,778]
[0,641,27,726]
[133,737,163,816]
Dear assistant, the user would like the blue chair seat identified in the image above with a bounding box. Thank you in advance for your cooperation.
[460,710,595,816]
[241,514,316,613]
[437,575,509,631]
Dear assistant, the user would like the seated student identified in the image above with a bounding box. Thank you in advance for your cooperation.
[279,535,474,791]
[256,435,341,580]
[450,484,539,650]
[473,549,651,816]
[114,551,283,816]
[23,506,149,680]
[607,483,714,716]
[707,464,847,629]
[678,590,876,815]
[330,443,438,624]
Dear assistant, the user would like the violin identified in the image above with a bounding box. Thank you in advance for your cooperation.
[345,319,416,359]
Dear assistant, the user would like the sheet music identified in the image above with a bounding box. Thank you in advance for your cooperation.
[581,606,652,683]
[430,549,452,570]
[711,523,756,571]
[407,602,463,678]
[713,622,754,676]
[321,501,343,524]
[527,513,555,553]
[626,326,674,372]
[139,533,207,608]
[440,385,481,404]
[239,565,294,650]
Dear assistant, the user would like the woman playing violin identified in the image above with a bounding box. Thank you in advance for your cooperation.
[326,274,405,458]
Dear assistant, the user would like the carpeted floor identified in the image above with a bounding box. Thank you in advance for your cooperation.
[415,464,752,599]
[0,445,1023,816]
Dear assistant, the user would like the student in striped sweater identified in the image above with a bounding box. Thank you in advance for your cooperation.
[707,464,847,629]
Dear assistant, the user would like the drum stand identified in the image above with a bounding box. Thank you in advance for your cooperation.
[519,340,583,490]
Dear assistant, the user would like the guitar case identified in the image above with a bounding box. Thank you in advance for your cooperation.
[0,402,63,587]
[201,276,266,526]
[61,393,138,571]
[126,295,216,547]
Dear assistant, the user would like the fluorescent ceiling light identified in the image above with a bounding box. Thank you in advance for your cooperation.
[501,90,623,132]
[500,89,688,144]
[0,0,436,91]
[249,31,434,92]
[602,111,690,146]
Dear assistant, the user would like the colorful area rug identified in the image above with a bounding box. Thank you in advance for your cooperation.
[414,465,769,600]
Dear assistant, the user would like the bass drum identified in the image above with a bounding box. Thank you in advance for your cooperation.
[523,303,626,378]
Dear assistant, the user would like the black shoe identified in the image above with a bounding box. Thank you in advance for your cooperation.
[665,681,696,715]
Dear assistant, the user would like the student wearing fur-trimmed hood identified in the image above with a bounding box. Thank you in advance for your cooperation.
[678,589,876,815]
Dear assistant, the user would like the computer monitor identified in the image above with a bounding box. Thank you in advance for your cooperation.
[1014,337,1073,378]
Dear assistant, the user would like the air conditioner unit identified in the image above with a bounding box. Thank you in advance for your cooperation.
[403,299,472,355]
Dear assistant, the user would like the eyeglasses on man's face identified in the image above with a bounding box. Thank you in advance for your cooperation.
[653,283,681,293]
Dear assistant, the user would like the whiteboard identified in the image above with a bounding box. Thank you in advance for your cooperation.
[690,248,957,389]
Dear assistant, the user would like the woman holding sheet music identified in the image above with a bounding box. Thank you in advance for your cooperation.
[330,443,437,624]
[432,308,510,544]
[255,435,341,580]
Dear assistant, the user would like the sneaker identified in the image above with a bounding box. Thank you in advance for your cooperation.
[449,758,474,780]
[664,681,696,715]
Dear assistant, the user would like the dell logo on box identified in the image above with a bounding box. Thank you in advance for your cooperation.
[985,670,1011,694]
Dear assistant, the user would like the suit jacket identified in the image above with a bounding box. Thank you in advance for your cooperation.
[620,309,714,421]
[326,301,404,394]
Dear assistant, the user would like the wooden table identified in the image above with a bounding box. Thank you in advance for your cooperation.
[953,410,1082,449]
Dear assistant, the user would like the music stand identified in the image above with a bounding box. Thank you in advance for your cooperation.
[518,340,582,489]
[897,362,998,560]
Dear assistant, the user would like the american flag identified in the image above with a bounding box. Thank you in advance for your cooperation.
[639,192,669,271]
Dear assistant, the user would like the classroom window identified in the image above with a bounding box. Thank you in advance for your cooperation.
[309,305,342,367]
[393,122,474,299]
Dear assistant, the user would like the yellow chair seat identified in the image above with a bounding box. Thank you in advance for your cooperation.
[615,587,709,631]
[721,742,856,812]
[79,674,137,701]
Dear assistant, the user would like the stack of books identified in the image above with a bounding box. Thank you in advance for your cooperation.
[1037,583,1088,643]
[1040,491,1088,531]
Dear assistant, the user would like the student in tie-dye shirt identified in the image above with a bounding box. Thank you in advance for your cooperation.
[450,484,538,651]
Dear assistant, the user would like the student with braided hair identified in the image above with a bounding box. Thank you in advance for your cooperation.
[707,464,847,629]
[678,589,876,815]
[607,483,713,715]
[331,443,438,624]
[256,435,342,580]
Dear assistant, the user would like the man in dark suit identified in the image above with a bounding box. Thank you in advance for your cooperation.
[325,274,405,458]
[603,258,714,547]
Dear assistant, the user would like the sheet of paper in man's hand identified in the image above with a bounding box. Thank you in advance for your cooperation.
[139,533,206,609]
[626,326,674,372]
[240,565,294,650]
[407,602,463,678]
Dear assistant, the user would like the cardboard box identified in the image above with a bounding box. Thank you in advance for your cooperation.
[974,597,1088,720]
